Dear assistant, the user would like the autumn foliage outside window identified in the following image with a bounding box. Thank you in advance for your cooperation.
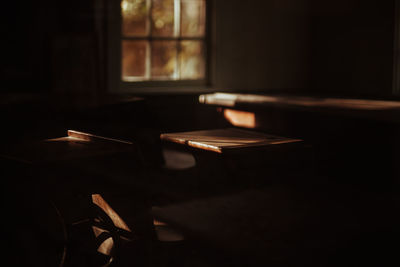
[121,0,206,81]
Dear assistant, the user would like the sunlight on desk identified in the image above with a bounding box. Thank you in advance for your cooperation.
[223,109,256,128]
[200,92,400,111]
[161,128,302,153]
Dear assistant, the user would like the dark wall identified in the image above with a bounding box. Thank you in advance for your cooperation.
[309,0,396,98]
[1,0,99,96]
[213,0,397,98]
[214,0,310,92]
[0,0,102,142]
[215,0,397,98]
[2,1,49,92]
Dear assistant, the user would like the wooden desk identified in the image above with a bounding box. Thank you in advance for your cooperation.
[152,186,399,267]
[199,93,400,188]
[159,128,309,194]
[1,129,142,194]
[161,128,302,154]
[3,130,130,159]
[1,130,149,266]
[199,92,400,123]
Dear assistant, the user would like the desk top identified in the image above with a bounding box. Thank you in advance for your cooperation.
[0,130,134,164]
[199,92,400,123]
[160,128,302,153]
[152,187,398,266]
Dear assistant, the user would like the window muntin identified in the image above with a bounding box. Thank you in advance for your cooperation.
[121,0,206,82]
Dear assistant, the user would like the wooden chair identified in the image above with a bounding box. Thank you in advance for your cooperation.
[1,130,152,266]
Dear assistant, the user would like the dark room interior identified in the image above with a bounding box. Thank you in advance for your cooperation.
[1,0,400,266]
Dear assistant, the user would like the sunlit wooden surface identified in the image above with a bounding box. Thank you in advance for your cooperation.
[199,93,400,122]
[160,128,302,153]
[0,130,133,164]
[200,93,400,110]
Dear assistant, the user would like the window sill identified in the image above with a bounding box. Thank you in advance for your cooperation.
[112,85,232,95]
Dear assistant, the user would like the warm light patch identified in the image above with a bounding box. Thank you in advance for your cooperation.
[152,218,185,242]
[121,0,207,81]
[92,225,114,256]
[92,194,131,232]
[153,218,167,226]
[223,109,256,128]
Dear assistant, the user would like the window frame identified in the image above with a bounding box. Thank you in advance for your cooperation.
[107,0,215,94]
[393,0,400,96]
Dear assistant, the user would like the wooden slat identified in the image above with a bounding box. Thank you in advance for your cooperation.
[67,130,133,145]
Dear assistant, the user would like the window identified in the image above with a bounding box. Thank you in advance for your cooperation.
[108,0,209,92]
[394,0,400,95]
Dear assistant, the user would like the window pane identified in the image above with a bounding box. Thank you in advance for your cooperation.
[151,0,175,37]
[179,40,205,79]
[122,40,148,81]
[181,0,206,37]
[121,0,148,37]
[151,41,177,79]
